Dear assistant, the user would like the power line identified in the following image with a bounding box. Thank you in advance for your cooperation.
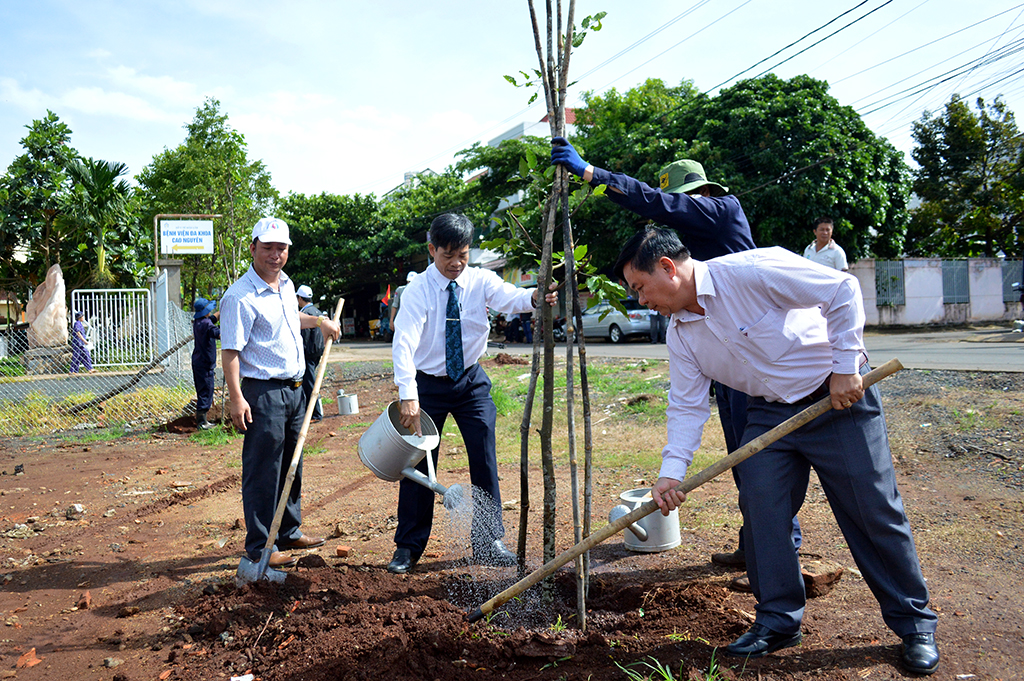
[709,0,876,91]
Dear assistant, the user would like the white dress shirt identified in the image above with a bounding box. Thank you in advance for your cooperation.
[803,239,849,271]
[392,263,535,401]
[220,266,304,380]
[661,247,866,482]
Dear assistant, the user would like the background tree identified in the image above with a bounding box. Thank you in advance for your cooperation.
[63,158,137,287]
[908,95,1023,258]
[566,75,911,265]
[0,111,79,289]
[136,98,278,303]
[281,169,482,322]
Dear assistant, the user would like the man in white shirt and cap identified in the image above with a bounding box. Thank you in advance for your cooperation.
[220,218,340,569]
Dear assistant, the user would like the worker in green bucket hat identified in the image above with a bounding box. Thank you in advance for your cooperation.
[551,136,802,592]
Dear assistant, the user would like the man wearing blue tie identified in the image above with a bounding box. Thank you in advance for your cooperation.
[388,213,554,574]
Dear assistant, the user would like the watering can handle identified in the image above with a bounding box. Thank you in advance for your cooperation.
[467,357,905,623]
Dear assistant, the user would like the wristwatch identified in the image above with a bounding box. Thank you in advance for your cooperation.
[316,316,325,327]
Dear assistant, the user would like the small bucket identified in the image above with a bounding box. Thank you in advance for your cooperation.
[337,390,359,415]
[609,487,681,553]
[357,401,440,482]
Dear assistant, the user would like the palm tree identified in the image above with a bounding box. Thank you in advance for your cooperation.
[65,158,132,286]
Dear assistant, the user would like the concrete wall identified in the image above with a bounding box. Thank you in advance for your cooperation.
[848,258,1021,327]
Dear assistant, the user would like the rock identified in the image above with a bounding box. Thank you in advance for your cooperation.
[802,559,844,598]
[514,632,576,659]
[102,657,123,668]
[25,264,68,348]
[78,591,92,609]
[335,545,352,557]
[297,554,327,568]
[117,605,140,618]
[66,503,86,519]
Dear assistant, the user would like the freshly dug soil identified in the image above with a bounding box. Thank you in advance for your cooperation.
[0,363,1021,680]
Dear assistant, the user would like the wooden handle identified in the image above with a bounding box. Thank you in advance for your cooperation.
[467,357,904,622]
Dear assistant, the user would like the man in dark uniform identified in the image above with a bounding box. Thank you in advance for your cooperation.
[296,285,325,422]
[551,138,801,582]
[191,298,220,429]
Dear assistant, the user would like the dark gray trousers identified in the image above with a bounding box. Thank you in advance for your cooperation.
[737,366,937,637]
[241,378,306,559]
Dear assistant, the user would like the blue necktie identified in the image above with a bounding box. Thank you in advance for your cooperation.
[445,280,464,380]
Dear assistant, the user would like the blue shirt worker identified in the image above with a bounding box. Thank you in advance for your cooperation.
[387,213,556,574]
[613,227,939,675]
[296,284,325,422]
[191,298,221,430]
[220,217,341,570]
[551,137,800,580]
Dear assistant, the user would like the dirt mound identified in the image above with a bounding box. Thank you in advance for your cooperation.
[491,353,529,365]
[169,566,746,681]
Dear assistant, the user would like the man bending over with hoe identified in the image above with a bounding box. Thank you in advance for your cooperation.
[613,226,938,675]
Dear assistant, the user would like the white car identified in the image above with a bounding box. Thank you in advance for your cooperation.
[580,299,651,343]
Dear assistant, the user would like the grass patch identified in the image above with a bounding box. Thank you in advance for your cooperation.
[188,426,242,446]
[0,357,25,377]
[64,425,131,443]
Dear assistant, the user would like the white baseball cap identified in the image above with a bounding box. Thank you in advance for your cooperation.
[251,217,291,245]
[296,285,313,299]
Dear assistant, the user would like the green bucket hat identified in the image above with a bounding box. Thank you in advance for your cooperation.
[658,160,728,197]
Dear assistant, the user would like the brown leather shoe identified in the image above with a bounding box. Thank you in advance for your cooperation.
[711,549,746,568]
[280,535,326,550]
[730,573,752,592]
[268,551,297,568]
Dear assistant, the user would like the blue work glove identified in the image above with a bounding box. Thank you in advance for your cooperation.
[551,136,588,177]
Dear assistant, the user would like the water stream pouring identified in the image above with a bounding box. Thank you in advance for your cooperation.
[358,402,465,511]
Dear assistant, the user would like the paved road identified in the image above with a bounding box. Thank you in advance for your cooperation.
[330,326,1024,372]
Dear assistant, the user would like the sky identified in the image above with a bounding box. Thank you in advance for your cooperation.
[2,0,1022,199]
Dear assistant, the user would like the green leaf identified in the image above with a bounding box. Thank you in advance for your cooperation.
[573,244,588,261]
[519,156,530,178]
[503,74,518,87]
[525,147,538,170]
[528,92,538,105]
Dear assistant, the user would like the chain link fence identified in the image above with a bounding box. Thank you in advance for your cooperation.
[0,293,203,437]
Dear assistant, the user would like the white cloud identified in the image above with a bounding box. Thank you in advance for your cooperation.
[61,86,183,124]
[106,66,202,106]
[0,78,50,111]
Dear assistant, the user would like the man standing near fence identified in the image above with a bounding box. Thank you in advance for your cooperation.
[220,217,341,569]
[191,298,220,430]
[803,217,849,272]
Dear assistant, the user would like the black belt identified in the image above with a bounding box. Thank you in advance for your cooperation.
[243,376,302,389]
[793,380,831,406]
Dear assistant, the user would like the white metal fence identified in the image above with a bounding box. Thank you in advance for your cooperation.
[0,291,201,437]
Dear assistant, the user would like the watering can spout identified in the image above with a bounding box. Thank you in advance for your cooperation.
[400,468,465,510]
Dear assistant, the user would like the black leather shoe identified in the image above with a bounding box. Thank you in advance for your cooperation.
[711,548,746,568]
[474,539,518,567]
[901,633,939,675]
[387,548,418,574]
[724,623,802,658]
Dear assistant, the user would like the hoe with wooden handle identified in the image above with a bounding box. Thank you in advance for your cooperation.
[235,298,345,586]
[467,358,904,623]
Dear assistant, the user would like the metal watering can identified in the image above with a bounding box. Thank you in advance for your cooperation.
[608,487,681,553]
[357,401,464,510]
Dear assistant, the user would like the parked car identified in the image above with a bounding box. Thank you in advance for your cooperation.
[580,299,651,343]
